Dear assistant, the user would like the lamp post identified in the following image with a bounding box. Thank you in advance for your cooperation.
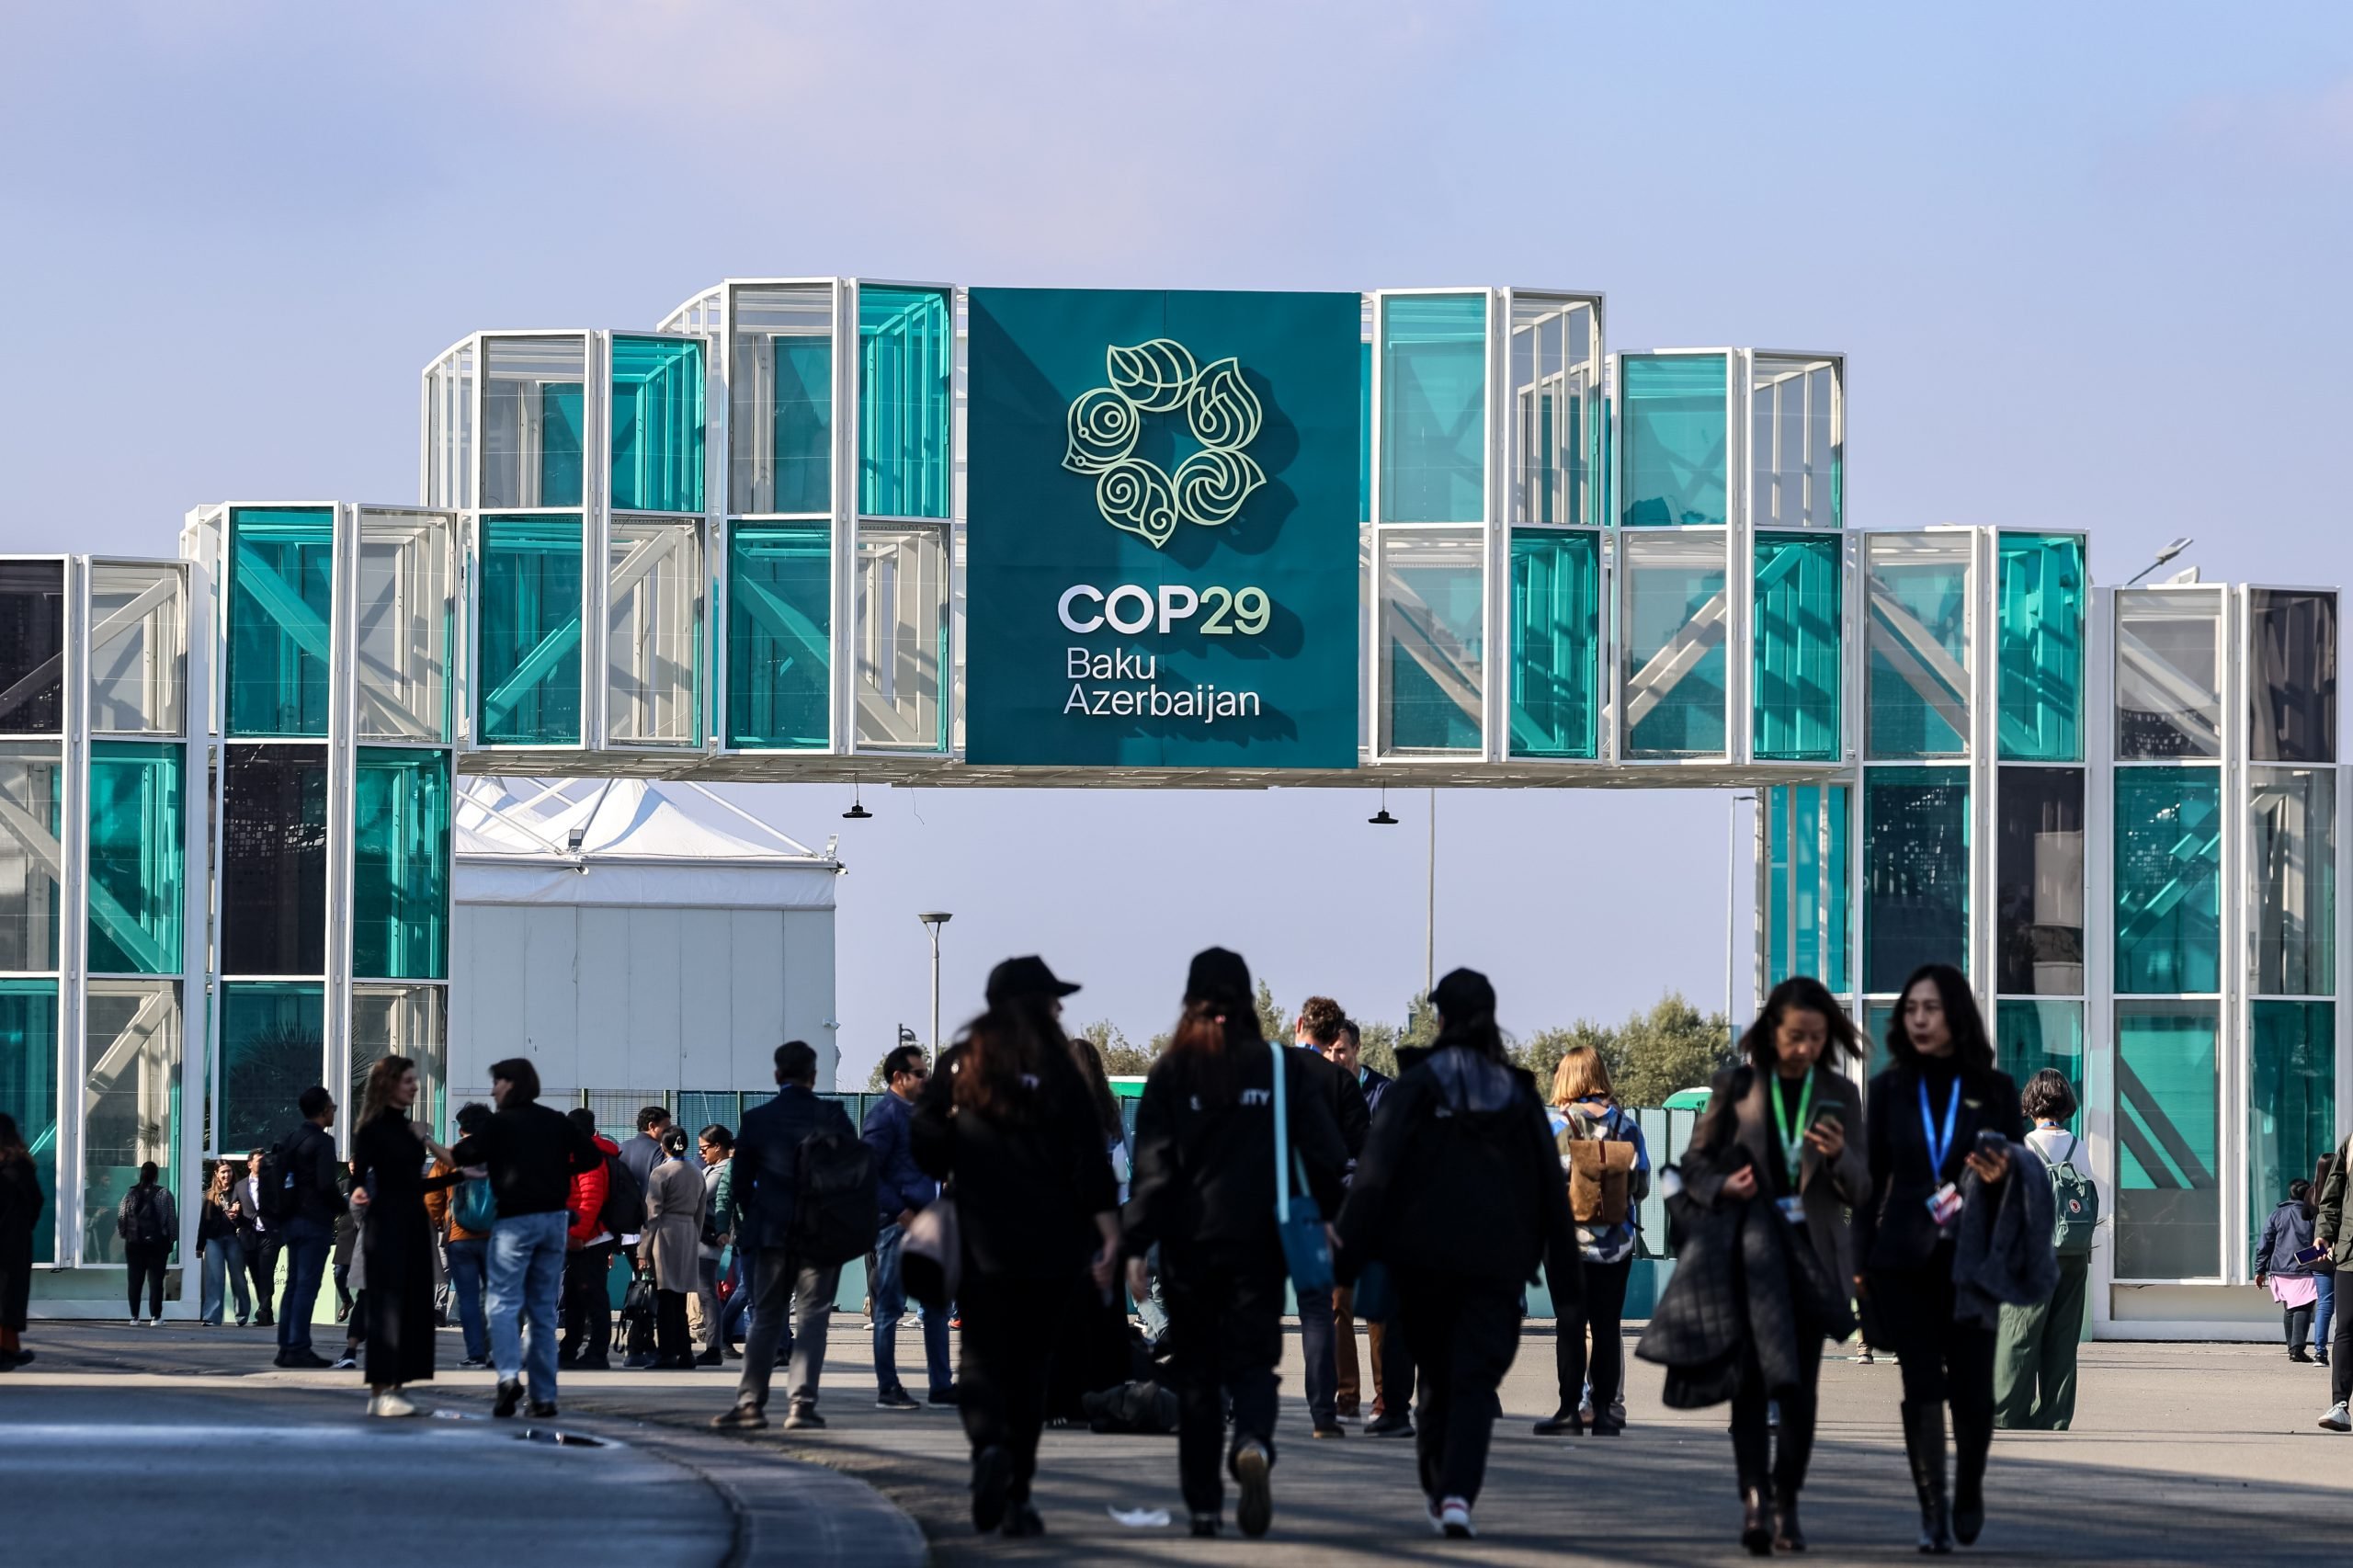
[2123,537,2193,586]
[1728,794,1756,1048]
[917,912,952,1051]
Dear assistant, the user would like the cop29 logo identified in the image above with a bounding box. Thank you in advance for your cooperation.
[1062,339,1266,550]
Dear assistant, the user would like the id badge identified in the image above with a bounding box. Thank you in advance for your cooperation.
[1776,1195,1805,1225]
[1926,1182,1963,1226]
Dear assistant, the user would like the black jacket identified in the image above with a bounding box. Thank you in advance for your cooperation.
[730,1085,855,1253]
[1856,1061,2024,1273]
[1637,1179,1852,1407]
[1291,1045,1371,1158]
[1122,1034,1348,1270]
[911,1040,1120,1279]
[279,1120,347,1228]
[449,1099,603,1221]
[2257,1199,2319,1278]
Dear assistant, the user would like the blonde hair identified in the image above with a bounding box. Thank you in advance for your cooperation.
[1551,1046,1614,1108]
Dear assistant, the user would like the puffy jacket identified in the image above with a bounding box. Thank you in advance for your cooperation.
[569,1133,619,1247]
[2257,1198,2319,1278]
[862,1088,938,1219]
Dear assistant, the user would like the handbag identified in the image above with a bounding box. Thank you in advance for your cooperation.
[619,1265,655,1327]
[1272,1046,1335,1293]
[902,1192,961,1311]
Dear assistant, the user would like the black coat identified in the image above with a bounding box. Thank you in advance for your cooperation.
[1291,1045,1372,1158]
[355,1109,449,1387]
[448,1099,601,1221]
[1636,1181,1853,1408]
[730,1085,854,1254]
[278,1120,346,1228]
[1856,1061,2025,1274]
[0,1154,41,1330]
[912,1039,1120,1279]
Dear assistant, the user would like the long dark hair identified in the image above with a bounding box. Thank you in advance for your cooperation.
[950,992,1064,1125]
[1067,1034,1122,1142]
[1740,976,1860,1074]
[1884,963,1995,1075]
[358,1054,415,1129]
[1162,998,1251,1106]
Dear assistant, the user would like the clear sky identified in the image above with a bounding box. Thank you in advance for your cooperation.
[6,3,2350,1083]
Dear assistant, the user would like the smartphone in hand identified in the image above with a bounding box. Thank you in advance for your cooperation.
[1973,1128,2007,1158]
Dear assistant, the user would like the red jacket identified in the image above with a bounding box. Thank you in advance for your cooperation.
[569,1133,619,1247]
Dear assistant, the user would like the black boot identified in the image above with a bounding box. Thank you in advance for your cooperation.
[1951,1403,1990,1546]
[1901,1400,1953,1554]
[1774,1492,1806,1552]
[1741,1482,1774,1555]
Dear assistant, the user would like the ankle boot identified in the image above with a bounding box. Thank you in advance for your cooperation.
[1740,1481,1774,1556]
[1900,1400,1953,1554]
[1951,1403,1991,1546]
[1773,1492,1807,1552]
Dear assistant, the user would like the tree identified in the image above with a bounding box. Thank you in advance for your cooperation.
[1400,990,1438,1051]
[1603,992,1737,1108]
[1515,1018,1616,1097]
[1077,1018,1156,1078]
[1254,979,1289,1045]
[1353,1019,1402,1080]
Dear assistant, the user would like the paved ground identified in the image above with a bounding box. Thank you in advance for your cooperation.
[11,1314,2351,1565]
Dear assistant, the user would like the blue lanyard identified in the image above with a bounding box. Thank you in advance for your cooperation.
[1918,1076,1959,1177]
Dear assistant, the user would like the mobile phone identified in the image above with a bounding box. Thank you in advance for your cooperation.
[1973,1128,2007,1157]
[1810,1104,1844,1134]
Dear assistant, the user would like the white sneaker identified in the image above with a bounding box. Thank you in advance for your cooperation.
[1438,1497,1474,1539]
[367,1391,419,1418]
[2320,1401,2350,1432]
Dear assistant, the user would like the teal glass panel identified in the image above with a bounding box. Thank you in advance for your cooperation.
[81,980,181,1266]
[0,746,62,971]
[2251,768,2336,995]
[1380,294,1486,523]
[226,507,334,738]
[0,978,58,1262]
[1358,337,1371,526]
[775,337,833,515]
[1867,535,1970,758]
[87,742,183,975]
[1622,536,1726,756]
[1997,534,2085,761]
[2251,1000,2334,1244]
[610,335,706,514]
[541,384,584,505]
[1765,783,1851,994]
[2115,767,2222,994]
[483,336,585,508]
[219,982,324,1157]
[477,515,584,746]
[1863,767,1969,991]
[1619,354,1728,528]
[858,286,952,518]
[727,522,831,748]
[1996,1000,2085,1132]
[1381,531,1483,752]
[1754,532,1842,761]
[353,749,450,980]
[2115,1001,2220,1278]
[1863,998,1896,1078]
[1507,530,1598,758]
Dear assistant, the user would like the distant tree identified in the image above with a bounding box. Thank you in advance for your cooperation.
[1353,1019,1402,1080]
[1515,1018,1616,1099]
[1077,1018,1156,1077]
[1603,992,1737,1108]
[1401,990,1439,1051]
[1254,979,1289,1045]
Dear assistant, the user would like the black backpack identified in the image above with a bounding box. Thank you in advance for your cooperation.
[121,1185,166,1244]
[599,1153,646,1236]
[256,1136,301,1221]
[792,1120,880,1267]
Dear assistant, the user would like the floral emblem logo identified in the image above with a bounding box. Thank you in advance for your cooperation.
[1062,338,1266,550]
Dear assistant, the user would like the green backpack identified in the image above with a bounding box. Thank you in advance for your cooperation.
[2046,1134,2098,1257]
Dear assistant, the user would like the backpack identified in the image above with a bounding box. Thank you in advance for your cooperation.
[792,1119,880,1268]
[121,1185,166,1245]
[1558,1105,1637,1227]
[599,1153,646,1237]
[256,1137,300,1221]
[2047,1134,2098,1256]
[453,1175,498,1233]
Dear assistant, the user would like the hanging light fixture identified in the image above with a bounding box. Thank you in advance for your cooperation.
[1368,788,1397,826]
[842,777,872,820]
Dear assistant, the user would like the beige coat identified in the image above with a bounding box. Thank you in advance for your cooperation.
[642,1157,706,1291]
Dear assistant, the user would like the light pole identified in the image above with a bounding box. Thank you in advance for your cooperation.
[1727,794,1756,1048]
[2122,536,2193,586]
[917,912,952,1051]
[1426,789,1438,1001]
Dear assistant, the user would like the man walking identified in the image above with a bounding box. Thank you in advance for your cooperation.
[1324,1017,1391,1423]
[271,1086,344,1368]
[862,1042,954,1411]
[237,1148,278,1328]
[714,1040,854,1432]
[1293,997,1371,1438]
[615,1105,671,1369]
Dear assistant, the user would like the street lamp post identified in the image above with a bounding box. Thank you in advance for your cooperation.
[1728,794,1756,1048]
[917,912,952,1051]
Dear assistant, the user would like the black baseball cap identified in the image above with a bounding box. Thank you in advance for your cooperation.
[986,955,1082,1005]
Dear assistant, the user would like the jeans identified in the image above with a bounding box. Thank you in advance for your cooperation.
[1132,1244,1169,1343]
[870,1221,954,1397]
[721,1252,752,1346]
[488,1210,569,1404]
[1297,1282,1338,1427]
[277,1215,334,1355]
[2316,1270,2336,1358]
[697,1255,725,1355]
[734,1247,840,1414]
[445,1237,490,1361]
[124,1241,170,1320]
[202,1234,252,1324]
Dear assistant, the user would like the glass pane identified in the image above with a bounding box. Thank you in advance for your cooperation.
[1620,354,1727,528]
[1765,783,1851,994]
[1866,533,1970,758]
[89,563,186,736]
[2251,1000,2335,1243]
[1996,534,2085,761]
[858,285,952,519]
[2117,588,2221,758]
[1509,296,1597,527]
[2252,589,2337,763]
[482,336,585,509]
[854,525,948,749]
[0,561,64,734]
[610,335,706,514]
[1507,529,1597,758]
[477,515,584,746]
[1995,767,2085,995]
[221,745,326,976]
[729,283,834,517]
[226,507,334,738]
[87,742,183,976]
[1995,1000,2084,1132]
[0,745,63,971]
[1861,997,1897,1078]
[424,342,474,511]
[1358,335,1370,528]
[2252,767,2336,995]
[2115,1001,2220,1278]
[1863,767,1969,992]
[80,980,181,1265]
[354,511,453,742]
[1749,355,1840,529]
[1621,531,1727,758]
[608,518,705,746]
[727,520,831,748]
[354,749,450,981]
[2115,766,2222,994]
[353,984,449,1138]
[218,982,324,1157]
[1754,532,1842,761]
[1381,294,1487,523]
[0,979,58,1262]
[1380,528,1483,753]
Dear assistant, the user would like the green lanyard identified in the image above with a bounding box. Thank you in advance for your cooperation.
[1769,1072,1814,1187]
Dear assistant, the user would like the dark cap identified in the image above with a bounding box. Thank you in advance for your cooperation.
[1184,946,1254,1009]
[1431,967,1495,1021]
[985,955,1081,1006]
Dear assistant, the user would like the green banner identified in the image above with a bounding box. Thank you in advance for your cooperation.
[966,288,1359,767]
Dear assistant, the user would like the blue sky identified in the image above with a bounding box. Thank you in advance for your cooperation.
[6,3,2351,1081]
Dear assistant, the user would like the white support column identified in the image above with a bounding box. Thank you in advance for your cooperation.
[2086,584,2118,1336]
[831,279,858,756]
[177,557,212,1310]
[324,507,359,1148]
[55,557,89,1277]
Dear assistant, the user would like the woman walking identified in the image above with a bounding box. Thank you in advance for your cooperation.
[1534,1046,1646,1437]
[2256,1178,2323,1361]
[913,956,1122,1539]
[1337,968,1574,1541]
[0,1112,42,1369]
[199,1163,253,1326]
[1995,1071,2097,1428]
[352,1054,458,1417]
[1857,963,2023,1552]
[1122,948,1348,1540]
[117,1161,176,1324]
[642,1125,706,1369]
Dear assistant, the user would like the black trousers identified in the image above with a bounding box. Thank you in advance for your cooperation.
[244,1233,280,1322]
[958,1271,1071,1506]
[1557,1254,1631,1410]
[1162,1254,1283,1518]
[2331,1269,2353,1404]
[124,1242,169,1318]
[1381,1308,1416,1415]
[1870,1253,1996,1483]
[1731,1336,1823,1495]
[1395,1269,1521,1507]
[563,1242,615,1363]
[654,1288,692,1368]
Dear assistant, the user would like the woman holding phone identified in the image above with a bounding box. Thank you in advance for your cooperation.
[1677,975,1870,1553]
[1856,963,2024,1553]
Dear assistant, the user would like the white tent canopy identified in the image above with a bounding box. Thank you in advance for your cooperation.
[454,777,838,909]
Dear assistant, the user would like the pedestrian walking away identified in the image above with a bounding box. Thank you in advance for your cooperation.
[118,1160,178,1324]
[267,1086,347,1366]
[1995,1071,2098,1428]
[1322,1017,1391,1424]
[1534,1045,1649,1438]
[694,1124,735,1367]
[442,1102,496,1368]
[914,956,1121,1539]
[642,1124,707,1369]
[1336,967,1574,1542]
[351,1054,460,1417]
[863,1041,955,1409]
[1291,995,1372,1439]
[199,1162,253,1326]
[0,1112,45,1370]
